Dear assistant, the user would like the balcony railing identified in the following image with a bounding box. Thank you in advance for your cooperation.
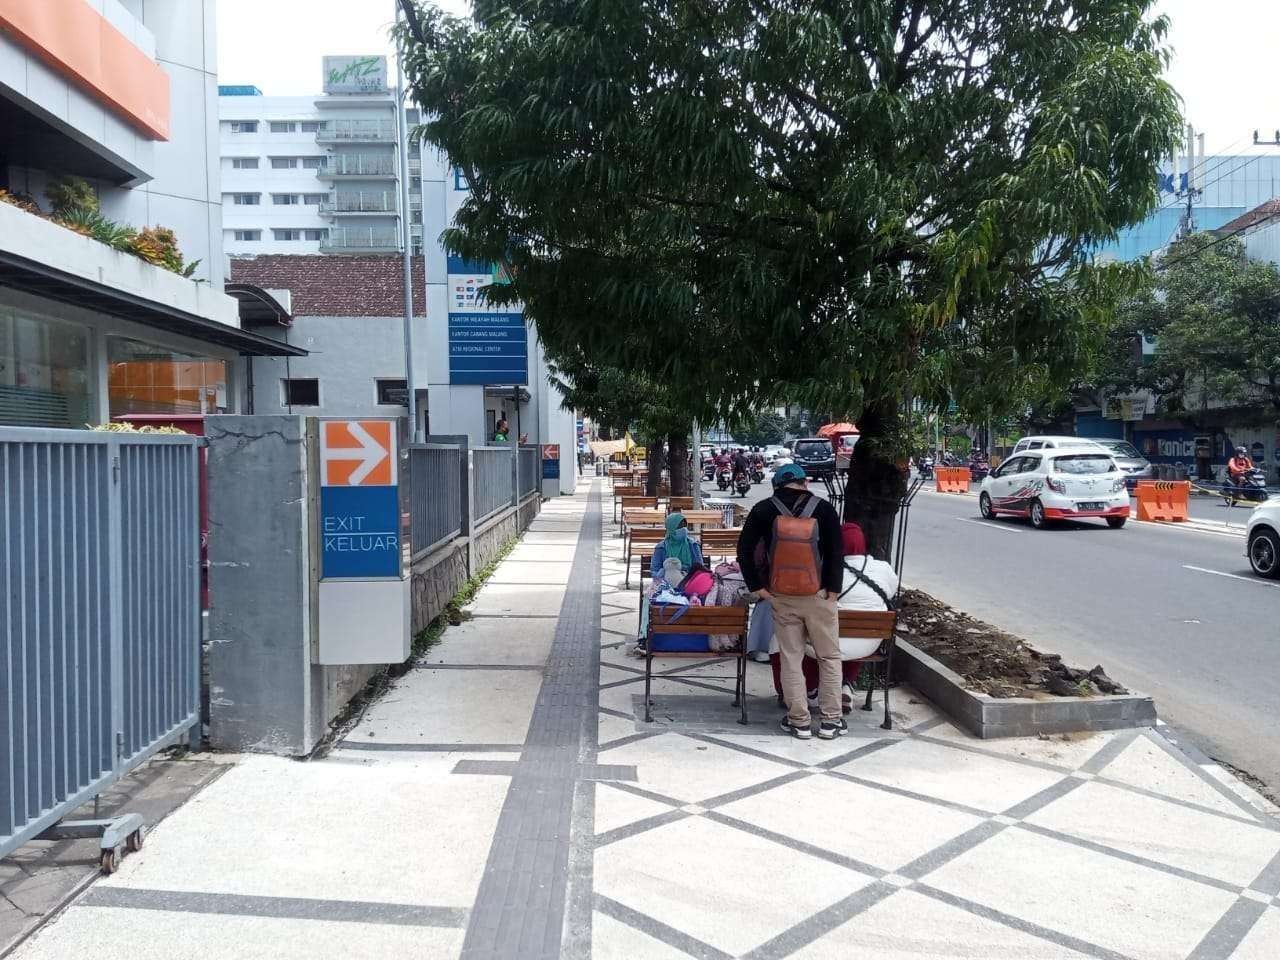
[319,191,398,214]
[315,119,397,143]
[317,154,398,177]
[320,227,402,252]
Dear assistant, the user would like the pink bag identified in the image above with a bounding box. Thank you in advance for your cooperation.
[679,568,715,598]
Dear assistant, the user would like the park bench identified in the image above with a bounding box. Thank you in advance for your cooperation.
[839,609,899,731]
[644,602,749,725]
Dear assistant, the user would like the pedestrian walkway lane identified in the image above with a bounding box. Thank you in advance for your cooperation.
[10,481,1280,959]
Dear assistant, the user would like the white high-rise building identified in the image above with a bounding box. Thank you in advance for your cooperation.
[218,56,422,257]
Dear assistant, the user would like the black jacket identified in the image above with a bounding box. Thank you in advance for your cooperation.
[736,487,844,594]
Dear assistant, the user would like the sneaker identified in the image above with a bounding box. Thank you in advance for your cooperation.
[806,688,819,703]
[780,717,813,740]
[842,682,855,715]
[748,651,771,663]
[818,718,848,740]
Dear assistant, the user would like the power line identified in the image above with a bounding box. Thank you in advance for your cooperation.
[1154,206,1280,273]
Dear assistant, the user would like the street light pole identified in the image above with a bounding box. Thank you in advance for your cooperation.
[394,1,421,443]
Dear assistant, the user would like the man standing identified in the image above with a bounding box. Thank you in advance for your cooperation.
[737,463,845,739]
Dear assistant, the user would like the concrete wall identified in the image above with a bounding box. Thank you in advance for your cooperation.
[205,414,381,755]
[410,540,469,636]
[248,314,416,417]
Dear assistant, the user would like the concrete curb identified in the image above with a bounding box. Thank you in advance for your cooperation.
[894,639,1157,740]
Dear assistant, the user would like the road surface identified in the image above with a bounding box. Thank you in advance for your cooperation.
[699,475,1280,796]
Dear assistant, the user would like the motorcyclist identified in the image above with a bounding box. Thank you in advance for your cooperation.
[1228,446,1255,488]
[731,447,751,479]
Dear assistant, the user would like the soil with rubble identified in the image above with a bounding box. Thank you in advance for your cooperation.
[896,589,1130,700]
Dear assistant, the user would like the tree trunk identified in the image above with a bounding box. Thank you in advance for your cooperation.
[668,432,689,495]
[843,397,908,562]
[646,438,666,496]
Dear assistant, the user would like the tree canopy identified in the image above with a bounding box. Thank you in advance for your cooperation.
[396,0,1182,549]
[1098,232,1280,421]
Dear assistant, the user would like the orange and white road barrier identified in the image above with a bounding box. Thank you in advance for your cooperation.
[1134,480,1190,522]
[935,467,971,494]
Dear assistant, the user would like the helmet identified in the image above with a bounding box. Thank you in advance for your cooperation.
[1236,446,1248,456]
[771,463,807,488]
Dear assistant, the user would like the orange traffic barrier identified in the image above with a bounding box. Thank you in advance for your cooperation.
[935,467,970,494]
[1135,480,1189,522]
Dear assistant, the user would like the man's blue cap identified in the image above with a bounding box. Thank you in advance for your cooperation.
[771,463,807,488]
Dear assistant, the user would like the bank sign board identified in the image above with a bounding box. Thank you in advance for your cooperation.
[322,55,387,94]
[447,254,528,385]
[319,420,400,579]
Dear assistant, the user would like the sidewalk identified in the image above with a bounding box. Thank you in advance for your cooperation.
[10,480,1280,960]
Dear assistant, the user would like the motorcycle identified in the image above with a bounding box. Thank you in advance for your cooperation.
[734,471,751,497]
[1224,468,1269,506]
[969,458,990,483]
[750,461,765,484]
[716,467,732,491]
[702,461,716,481]
[918,456,935,480]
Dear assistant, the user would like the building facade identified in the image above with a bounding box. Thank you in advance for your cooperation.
[219,57,423,258]
[0,0,299,429]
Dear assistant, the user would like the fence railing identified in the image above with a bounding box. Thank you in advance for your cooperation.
[519,446,539,497]
[320,190,397,214]
[319,227,401,252]
[409,444,463,558]
[319,154,397,177]
[473,446,514,523]
[1,428,201,860]
[315,119,397,142]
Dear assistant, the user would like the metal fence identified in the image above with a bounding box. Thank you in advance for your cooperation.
[519,446,539,497]
[409,444,463,557]
[473,446,514,523]
[0,428,201,859]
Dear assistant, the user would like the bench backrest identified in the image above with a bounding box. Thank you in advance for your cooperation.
[629,529,666,548]
[621,496,659,511]
[623,508,666,528]
[613,484,643,497]
[680,509,727,528]
[838,610,897,640]
[649,603,747,634]
[698,528,741,556]
[667,497,695,513]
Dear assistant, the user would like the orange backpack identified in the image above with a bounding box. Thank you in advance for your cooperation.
[767,495,822,596]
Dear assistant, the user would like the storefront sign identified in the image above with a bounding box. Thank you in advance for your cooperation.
[446,255,528,385]
[319,420,400,578]
[322,55,387,94]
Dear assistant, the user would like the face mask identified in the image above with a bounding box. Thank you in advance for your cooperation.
[673,528,688,541]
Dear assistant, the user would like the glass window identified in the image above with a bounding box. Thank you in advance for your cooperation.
[301,156,328,169]
[233,230,261,242]
[107,337,227,418]
[303,229,327,241]
[303,193,327,205]
[376,379,407,405]
[230,121,258,133]
[271,194,299,205]
[0,306,92,428]
[269,121,296,133]
[270,157,297,169]
[1052,454,1116,475]
[232,193,260,205]
[1100,440,1141,458]
[231,157,259,169]
[282,378,319,406]
[273,229,301,241]
[300,121,327,133]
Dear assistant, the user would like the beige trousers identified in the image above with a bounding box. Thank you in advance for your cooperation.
[772,592,841,726]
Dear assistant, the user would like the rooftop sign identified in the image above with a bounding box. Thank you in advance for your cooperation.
[322,55,387,94]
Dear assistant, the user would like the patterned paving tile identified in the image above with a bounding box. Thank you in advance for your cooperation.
[601,733,795,806]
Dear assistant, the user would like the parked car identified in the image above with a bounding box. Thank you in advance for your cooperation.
[1011,435,1110,454]
[1246,500,1280,579]
[1084,438,1154,489]
[978,449,1130,529]
[791,437,836,478]
[762,444,789,465]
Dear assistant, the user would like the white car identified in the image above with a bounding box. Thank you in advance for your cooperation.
[1011,435,1110,454]
[979,449,1130,529]
[1246,500,1280,578]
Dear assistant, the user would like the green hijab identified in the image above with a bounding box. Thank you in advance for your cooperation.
[664,513,693,569]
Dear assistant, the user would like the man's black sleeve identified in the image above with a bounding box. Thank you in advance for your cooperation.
[816,500,845,594]
[736,502,772,592]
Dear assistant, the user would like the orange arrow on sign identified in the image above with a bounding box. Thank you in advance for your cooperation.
[321,421,394,486]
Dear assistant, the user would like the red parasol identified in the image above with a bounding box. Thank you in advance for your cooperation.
[817,422,858,439]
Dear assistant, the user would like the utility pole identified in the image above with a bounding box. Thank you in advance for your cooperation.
[394,0,422,443]
[1177,123,1201,239]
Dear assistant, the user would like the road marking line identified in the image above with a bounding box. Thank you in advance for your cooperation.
[954,517,1023,534]
[1182,565,1280,588]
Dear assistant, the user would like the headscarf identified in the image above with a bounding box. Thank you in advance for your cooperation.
[664,512,693,569]
[841,522,867,556]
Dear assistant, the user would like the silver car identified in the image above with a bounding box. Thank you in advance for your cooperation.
[1085,438,1154,488]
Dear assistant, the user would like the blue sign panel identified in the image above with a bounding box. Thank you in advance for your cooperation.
[320,485,401,578]
[448,312,528,385]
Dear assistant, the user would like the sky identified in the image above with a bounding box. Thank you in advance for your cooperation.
[217,0,1280,155]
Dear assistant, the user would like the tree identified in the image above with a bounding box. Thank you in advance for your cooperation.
[1097,233,1280,422]
[735,411,787,448]
[398,0,1182,556]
